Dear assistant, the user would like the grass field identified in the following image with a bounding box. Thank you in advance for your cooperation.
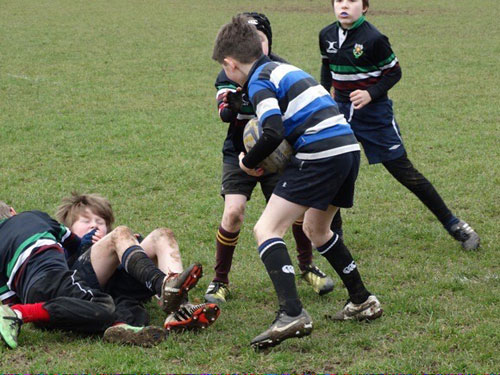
[0,0,499,372]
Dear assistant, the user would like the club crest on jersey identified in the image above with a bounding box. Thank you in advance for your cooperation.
[353,43,364,58]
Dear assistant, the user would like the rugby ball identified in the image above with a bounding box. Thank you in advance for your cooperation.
[243,118,292,174]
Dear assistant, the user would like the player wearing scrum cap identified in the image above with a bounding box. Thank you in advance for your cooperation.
[206,12,335,305]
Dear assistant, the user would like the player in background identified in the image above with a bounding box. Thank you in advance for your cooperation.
[56,192,220,344]
[319,0,479,250]
[206,12,334,305]
[212,15,382,349]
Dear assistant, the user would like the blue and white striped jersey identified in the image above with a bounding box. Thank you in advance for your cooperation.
[247,56,360,161]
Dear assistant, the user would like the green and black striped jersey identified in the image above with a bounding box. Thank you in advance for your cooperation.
[0,210,79,301]
[319,16,401,103]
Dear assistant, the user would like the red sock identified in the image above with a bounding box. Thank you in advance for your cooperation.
[214,226,239,284]
[292,220,313,270]
[11,303,50,323]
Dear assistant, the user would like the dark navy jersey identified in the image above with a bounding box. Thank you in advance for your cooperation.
[0,211,79,301]
[243,55,359,168]
[319,16,401,103]
[214,52,287,165]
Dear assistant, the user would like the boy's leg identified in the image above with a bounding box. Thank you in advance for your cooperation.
[250,194,313,349]
[382,153,479,250]
[20,251,116,333]
[214,194,247,283]
[0,248,116,349]
[90,226,201,313]
[292,218,335,295]
[90,226,167,296]
[74,247,154,325]
[304,206,382,321]
[331,209,343,239]
[140,228,184,275]
[262,173,334,296]
[206,161,255,304]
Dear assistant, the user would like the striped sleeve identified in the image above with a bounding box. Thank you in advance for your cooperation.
[366,34,401,100]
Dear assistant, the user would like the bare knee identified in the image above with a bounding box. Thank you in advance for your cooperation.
[150,227,176,242]
[253,221,268,244]
[108,225,135,248]
[112,225,134,239]
[222,204,245,231]
[302,223,326,247]
[149,227,178,250]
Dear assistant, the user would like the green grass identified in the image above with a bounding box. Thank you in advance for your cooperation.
[0,0,499,372]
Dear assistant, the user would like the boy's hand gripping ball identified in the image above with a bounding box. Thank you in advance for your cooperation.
[243,118,292,174]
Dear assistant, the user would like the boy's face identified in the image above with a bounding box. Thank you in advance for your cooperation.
[333,0,367,29]
[256,30,269,56]
[71,207,108,238]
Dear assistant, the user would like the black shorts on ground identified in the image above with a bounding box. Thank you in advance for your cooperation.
[338,100,406,164]
[72,248,154,326]
[19,249,115,333]
[221,162,280,201]
[273,151,360,210]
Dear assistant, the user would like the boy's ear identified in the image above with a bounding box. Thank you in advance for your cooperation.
[10,207,17,216]
[223,57,237,70]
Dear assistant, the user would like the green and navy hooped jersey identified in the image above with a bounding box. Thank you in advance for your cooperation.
[248,55,359,160]
[319,16,401,103]
[0,210,77,301]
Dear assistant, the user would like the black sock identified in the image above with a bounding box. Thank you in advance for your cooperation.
[259,238,302,316]
[383,153,455,226]
[121,245,166,295]
[317,234,370,304]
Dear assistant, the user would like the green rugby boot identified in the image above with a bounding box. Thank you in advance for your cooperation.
[204,281,230,304]
[0,305,22,349]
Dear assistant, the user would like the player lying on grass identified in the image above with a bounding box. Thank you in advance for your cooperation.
[320,0,479,251]
[207,12,334,305]
[56,192,220,345]
[0,199,215,349]
[212,15,382,350]
[0,200,116,349]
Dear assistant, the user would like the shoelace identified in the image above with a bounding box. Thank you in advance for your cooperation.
[171,303,207,322]
[3,315,22,335]
[271,309,286,325]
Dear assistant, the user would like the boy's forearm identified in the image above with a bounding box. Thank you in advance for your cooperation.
[367,65,402,101]
[320,61,332,92]
[242,115,284,169]
[61,232,82,256]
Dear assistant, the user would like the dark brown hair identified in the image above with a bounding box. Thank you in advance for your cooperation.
[212,15,263,64]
